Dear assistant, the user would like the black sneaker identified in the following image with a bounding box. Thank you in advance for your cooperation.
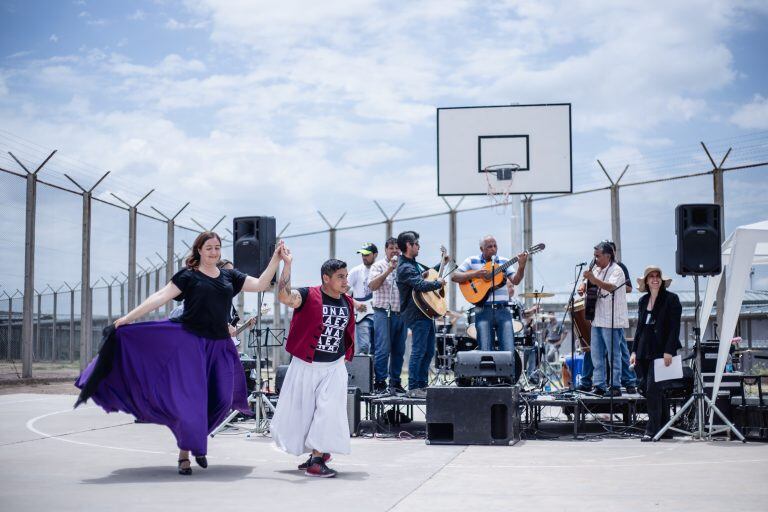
[390,384,407,396]
[625,386,638,395]
[305,458,337,478]
[592,387,606,396]
[373,381,388,395]
[298,453,331,470]
[607,387,622,397]
[576,384,592,393]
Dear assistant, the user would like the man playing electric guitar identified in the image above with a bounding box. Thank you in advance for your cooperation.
[348,242,378,355]
[452,236,528,366]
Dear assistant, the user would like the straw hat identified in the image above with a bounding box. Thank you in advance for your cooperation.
[636,265,673,292]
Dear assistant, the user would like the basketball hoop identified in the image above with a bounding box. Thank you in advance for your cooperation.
[484,163,519,212]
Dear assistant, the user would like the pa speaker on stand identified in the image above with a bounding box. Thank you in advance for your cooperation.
[675,204,721,276]
[233,216,277,281]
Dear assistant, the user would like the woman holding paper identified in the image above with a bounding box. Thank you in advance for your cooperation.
[629,266,682,442]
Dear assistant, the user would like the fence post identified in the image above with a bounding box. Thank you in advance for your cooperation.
[373,201,405,242]
[597,160,630,260]
[10,150,56,377]
[701,143,730,334]
[65,171,110,370]
[441,197,465,312]
[317,211,346,260]
[522,195,534,306]
[151,203,189,316]
[111,190,154,312]
[52,286,60,361]
[5,293,12,360]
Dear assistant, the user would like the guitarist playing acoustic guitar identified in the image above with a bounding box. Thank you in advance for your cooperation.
[452,235,529,358]
[395,230,450,399]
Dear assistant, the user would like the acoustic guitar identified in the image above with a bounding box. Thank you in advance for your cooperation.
[583,258,599,321]
[459,243,546,304]
[412,245,449,318]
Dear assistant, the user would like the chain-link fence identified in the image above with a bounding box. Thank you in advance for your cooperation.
[1,132,768,379]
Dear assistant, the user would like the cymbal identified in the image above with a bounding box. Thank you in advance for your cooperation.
[535,312,556,320]
[520,291,555,299]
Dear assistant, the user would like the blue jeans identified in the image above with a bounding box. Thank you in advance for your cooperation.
[475,306,515,352]
[354,317,374,355]
[581,331,636,388]
[407,318,435,390]
[591,327,623,390]
[372,309,406,386]
[474,305,517,379]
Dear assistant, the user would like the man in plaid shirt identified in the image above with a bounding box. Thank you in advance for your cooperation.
[368,237,406,395]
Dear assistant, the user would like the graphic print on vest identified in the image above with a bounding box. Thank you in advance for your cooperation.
[317,303,350,354]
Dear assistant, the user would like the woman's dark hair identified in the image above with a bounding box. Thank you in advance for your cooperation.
[185,231,222,269]
[321,259,347,279]
[397,231,419,252]
[644,273,667,293]
[217,258,233,269]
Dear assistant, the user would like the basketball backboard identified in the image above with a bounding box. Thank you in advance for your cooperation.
[437,103,572,196]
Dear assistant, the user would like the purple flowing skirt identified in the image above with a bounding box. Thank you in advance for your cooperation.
[75,320,250,456]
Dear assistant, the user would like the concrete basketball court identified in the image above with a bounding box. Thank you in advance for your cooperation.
[1,391,767,512]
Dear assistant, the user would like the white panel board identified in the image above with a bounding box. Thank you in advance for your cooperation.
[437,103,572,196]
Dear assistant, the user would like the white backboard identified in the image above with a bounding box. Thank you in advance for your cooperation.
[437,103,572,196]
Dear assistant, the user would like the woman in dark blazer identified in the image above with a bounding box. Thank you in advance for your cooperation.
[630,265,682,441]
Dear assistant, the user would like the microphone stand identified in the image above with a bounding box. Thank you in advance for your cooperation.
[566,263,586,390]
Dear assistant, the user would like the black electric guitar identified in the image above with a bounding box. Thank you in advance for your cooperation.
[584,258,599,321]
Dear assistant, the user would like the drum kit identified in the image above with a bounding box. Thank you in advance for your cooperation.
[433,291,564,390]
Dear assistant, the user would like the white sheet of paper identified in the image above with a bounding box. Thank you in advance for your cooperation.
[654,355,683,382]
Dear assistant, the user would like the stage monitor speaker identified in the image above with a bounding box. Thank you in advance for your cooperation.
[675,204,721,276]
[275,364,289,394]
[454,350,515,379]
[347,387,361,436]
[233,216,277,281]
[346,355,373,394]
[426,386,520,445]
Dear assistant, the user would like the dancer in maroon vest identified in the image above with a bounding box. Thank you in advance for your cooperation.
[271,249,355,478]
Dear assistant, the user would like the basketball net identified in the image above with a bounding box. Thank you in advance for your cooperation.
[484,164,519,213]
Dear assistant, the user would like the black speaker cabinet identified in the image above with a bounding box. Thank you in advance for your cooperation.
[675,204,722,276]
[426,386,521,445]
[233,216,277,281]
[347,387,361,436]
[275,364,289,394]
[346,355,373,394]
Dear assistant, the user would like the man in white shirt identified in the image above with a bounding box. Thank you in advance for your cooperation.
[583,241,629,397]
[347,242,377,354]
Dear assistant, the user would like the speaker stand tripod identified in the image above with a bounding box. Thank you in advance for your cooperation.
[211,292,278,437]
[653,276,745,441]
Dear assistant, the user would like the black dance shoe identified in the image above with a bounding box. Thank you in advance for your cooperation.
[640,435,653,442]
[195,456,208,469]
[178,458,192,475]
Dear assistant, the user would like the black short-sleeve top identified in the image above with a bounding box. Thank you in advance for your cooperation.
[171,268,247,339]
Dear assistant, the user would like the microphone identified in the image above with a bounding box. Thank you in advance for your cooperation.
[575,261,588,267]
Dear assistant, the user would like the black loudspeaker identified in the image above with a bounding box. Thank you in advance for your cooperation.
[275,364,289,394]
[346,355,373,394]
[233,216,277,281]
[675,204,722,276]
[347,387,361,436]
[426,387,521,445]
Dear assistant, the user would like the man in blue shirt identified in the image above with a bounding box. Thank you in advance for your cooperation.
[452,236,528,378]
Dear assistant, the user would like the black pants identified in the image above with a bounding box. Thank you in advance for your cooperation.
[638,360,671,436]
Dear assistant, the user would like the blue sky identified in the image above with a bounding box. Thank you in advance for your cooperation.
[1,0,767,309]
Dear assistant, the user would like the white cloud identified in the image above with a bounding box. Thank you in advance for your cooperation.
[165,18,208,30]
[730,95,768,129]
[128,10,146,21]
[49,34,59,43]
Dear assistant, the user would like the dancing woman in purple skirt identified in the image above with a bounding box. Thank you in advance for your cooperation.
[76,231,285,475]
